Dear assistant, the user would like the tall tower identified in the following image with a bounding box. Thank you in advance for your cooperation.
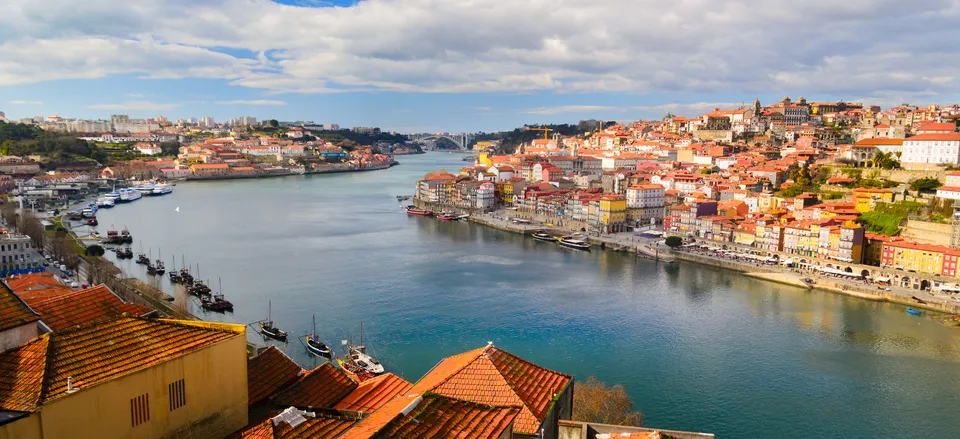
[952,200,960,249]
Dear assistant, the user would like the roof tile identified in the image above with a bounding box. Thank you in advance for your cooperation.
[334,373,412,413]
[248,346,303,406]
[270,362,357,408]
[0,335,48,412]
[0,284,39,332]
[28,284,154,332]
[366,392,518,439]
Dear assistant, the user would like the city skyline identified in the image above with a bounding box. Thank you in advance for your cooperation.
[2,0,960,131]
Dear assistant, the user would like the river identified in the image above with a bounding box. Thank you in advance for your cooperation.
[87,153,960,438]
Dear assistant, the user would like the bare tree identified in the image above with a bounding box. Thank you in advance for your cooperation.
[19,210,45,252]
[573,376,643,427]
[1,202,15,228]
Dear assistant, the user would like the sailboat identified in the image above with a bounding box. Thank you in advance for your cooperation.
[156,249,166,275]
[343,321,384,375]
[304,314,331,357]
[259,301,287,341]
[201,278,234,312]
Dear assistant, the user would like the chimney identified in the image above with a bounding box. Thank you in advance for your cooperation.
[66,376,78,394]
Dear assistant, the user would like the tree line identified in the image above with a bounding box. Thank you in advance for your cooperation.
[0,121,98,166]
[1,203,80,271]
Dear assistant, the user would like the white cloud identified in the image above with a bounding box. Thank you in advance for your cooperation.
[213,99,286,106]
[0,0,958,102]
[87,100,181,111]
[8,100,43,105]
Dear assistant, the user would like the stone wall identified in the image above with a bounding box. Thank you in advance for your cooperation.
[901,219,952,245]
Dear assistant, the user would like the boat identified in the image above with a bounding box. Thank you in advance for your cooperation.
[104,191,120,202]
[557,236,591,251]
[259,301,288,341]
[912,296,928,304]
[80,208,96,218]
[189,280,211,296]
[344,321,385,375]
[201,278,234,312]
[405,205,433,216]
[395,195,412,202]
[168,256,181,282]
[118,188,142,203]
[115,247,133,259]
[532,231,555,242]
[96,197,115,208]
[120,228,133,244]
[437,212,457,221]
[150,184,173,196]
[454,214,470,220]
[105,228,120,244]
[136,254,149,264]
[907,308,922,316]
[305,314,331,357]
[86,217,98,226]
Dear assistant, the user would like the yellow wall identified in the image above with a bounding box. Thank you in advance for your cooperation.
[0,413,41,439]
[600,198,626,224]
[35,333,248,439]
[478,153,492,168]
[892,248,943,275]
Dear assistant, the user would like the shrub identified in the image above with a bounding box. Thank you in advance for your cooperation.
[665,236,683,248]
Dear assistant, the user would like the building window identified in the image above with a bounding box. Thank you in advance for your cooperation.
[169,379,186,411]
[131,393,150,426]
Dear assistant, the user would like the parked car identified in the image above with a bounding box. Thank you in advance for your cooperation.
[69,281,79,288]
[59,264,67,272]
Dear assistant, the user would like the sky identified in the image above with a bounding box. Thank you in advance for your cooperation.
[1,0,960,132]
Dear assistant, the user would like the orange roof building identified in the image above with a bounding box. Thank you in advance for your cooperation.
[334,373,412,413]
[0,284,40,352]
[247,346,303,406]
[24,284,154,332]
[269,362,357,408]
[0,317,249,439]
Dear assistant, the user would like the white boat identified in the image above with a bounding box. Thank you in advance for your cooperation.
[150,184,173,196]
[104,192,120,201]
[557,236,591,251]
[118,188,142,203]
[135,183,156,193]
[96,197,115,208]
[344,321,385,375]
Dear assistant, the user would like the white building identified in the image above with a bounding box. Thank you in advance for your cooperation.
[626,183,666,224]
[0,234,41,274]
[137,144,162,155]
[936,172,960,200]
[477,182,495,210]
[901,133,960,166]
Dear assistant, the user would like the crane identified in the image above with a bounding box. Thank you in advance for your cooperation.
[524,126,553,140]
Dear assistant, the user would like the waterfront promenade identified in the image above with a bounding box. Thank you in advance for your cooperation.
[467,208,960,315]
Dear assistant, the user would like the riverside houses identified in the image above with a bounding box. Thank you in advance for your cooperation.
[190,163,229,177]
[0,234,41,275]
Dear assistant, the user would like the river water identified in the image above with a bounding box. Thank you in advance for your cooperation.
[88,153,960,438]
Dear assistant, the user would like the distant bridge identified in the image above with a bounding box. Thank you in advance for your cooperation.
[410,133,473,150]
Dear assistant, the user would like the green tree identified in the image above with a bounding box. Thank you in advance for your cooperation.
[159,140,181,156]
[573,376,643,427]
[85,245,105,257]
[267,119,279,128]
[910,177,942,192]
[664,236,683,248]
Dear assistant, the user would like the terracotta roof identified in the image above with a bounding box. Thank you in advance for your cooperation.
[0,335,48,412]
[342,392,519,439]
[0,285,39,332]
[240,411,356,439]
[27,284,154,332]
[248,346,303,406]
[905,133,960,141]
[0,317,242,411]
[408,344,571,434]
[270,362,357,408]
[334,373,412,412]
[5,272,63,293]
[16,287,72,305]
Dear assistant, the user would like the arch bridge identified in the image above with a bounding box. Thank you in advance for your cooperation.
[411,133,473,150]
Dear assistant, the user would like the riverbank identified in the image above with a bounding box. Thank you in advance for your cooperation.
[461,209,960,315]
[184,160,398,181]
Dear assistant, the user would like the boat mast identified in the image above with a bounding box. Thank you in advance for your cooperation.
[359,320,364,351]
[268,300,272,325]
[312,314,317,338]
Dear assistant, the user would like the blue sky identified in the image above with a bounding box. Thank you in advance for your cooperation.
[2,0,959,132]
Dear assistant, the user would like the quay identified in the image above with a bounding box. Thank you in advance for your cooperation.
[415,200,960,315]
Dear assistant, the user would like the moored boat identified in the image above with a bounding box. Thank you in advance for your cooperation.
[259,301,287,341]
[907,308,922,316]
[557,236,591,251]
[118,188,142,203]
[343,321,384,375]
[405,205,433,216]
[86,217,98,226]
[437,212,457,221]
[305,314,331,357]
[96,197,115,208]
[150,184,173,196]
[120,228,133,244]
[532,231,555,242]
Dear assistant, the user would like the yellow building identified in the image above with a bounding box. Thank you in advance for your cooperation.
[478,152,493,168]
[882,241,947,276]
[0,317,248,439]
[852,188,894,213]
[599,194,627,233]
